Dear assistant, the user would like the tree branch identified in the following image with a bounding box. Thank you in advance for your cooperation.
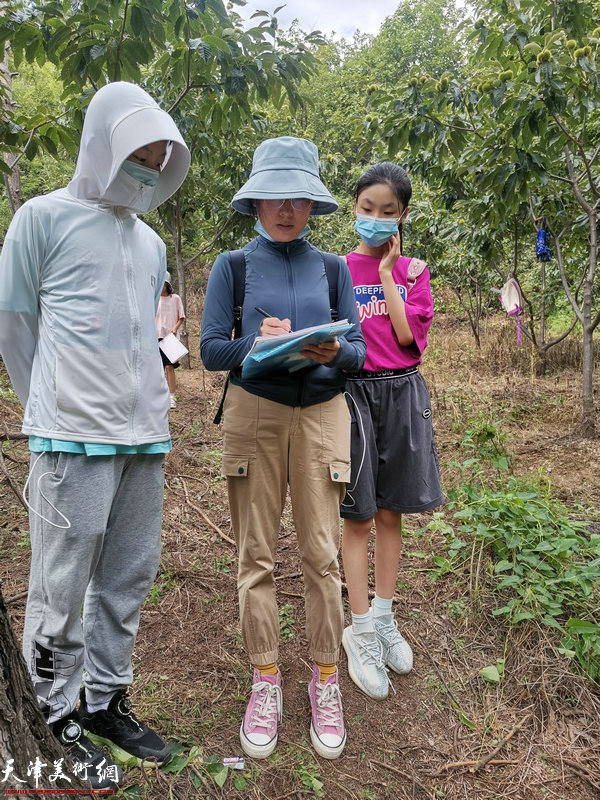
[0,445,27,512]
[183,212,236,266]
[6,110,69,171]
[168,82,213,114]
[113,0,130,82]
[552,113,599,199]
[545,213,584,326]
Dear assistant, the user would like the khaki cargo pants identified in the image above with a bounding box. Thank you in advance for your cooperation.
[222,383,350,664]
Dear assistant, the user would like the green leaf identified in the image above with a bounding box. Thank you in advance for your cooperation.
[121,786,142,799]
[480,665,501,684]
[512,610,534,622]
[205,762,229,788]
[451,701,477,729]
[566,618,600,634]
[130,5,145,37]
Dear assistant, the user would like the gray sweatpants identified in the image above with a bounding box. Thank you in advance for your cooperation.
[23,451,165,724]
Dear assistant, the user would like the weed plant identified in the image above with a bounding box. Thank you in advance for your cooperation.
[434,416,600,685]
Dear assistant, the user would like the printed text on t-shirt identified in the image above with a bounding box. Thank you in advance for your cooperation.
[354,284,407,323]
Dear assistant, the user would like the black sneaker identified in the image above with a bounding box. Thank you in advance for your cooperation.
[80,688,172,767]
[52,712,122,790]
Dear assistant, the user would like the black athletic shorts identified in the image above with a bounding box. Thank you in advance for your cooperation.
[340,369,444,520]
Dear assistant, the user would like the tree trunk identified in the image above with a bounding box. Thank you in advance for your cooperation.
[173,196,191,369]
[0,588,88,791]
[581,304,596,439]
[1,42,22,215]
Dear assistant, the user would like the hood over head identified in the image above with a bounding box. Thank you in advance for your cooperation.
[68,82,190,212]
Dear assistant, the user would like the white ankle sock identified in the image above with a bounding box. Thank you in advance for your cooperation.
[352,610,375,634]
[372,595,393,618]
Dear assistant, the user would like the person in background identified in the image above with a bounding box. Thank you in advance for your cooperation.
[0,82,190,789]
[200,136,366,761]
[340,162,444,701]
[156,271,186,409]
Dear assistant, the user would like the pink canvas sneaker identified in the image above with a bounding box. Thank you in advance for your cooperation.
[308,664,346,759]
[239,669,282,759]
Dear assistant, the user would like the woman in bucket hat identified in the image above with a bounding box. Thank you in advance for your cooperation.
[201,137,366,760]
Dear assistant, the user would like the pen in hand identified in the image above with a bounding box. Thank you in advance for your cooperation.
[254,306,292,335]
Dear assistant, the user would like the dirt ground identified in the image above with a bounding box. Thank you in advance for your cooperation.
[1,312,599,800]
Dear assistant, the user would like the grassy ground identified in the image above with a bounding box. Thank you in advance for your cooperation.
[1,309,599,800]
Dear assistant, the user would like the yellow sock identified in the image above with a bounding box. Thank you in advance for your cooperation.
[254,662,278,676]
[316,662,337,684]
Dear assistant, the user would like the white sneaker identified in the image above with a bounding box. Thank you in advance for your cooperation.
[342,626,390,700]
[372,606,413,675]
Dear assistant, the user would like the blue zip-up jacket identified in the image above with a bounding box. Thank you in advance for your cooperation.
[200,236,366,407]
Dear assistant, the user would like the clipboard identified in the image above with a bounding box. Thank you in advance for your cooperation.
[241,319,354,380]
[159,333,188,363]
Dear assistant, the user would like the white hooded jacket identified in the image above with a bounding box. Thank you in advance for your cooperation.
[0,82,190,445]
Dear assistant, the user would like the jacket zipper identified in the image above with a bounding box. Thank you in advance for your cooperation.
[283,244,304,407]
[115,213,140,444]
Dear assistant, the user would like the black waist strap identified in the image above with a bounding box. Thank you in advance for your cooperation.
[349,367,418,380]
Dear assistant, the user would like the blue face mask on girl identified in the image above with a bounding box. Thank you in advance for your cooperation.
[353,213,400,248]
[121,160,160,187]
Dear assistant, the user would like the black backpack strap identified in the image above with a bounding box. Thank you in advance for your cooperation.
[230,249,246,339]
[213,250,246,425]
[323,252,339,322]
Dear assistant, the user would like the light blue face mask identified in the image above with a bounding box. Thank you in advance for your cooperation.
[353,213,400,248]
[121,160,160,187]
[254,220,310,242]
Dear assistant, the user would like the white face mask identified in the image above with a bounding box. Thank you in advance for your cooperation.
[102,166,158,213]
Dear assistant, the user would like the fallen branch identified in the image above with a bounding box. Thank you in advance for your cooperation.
[5,589,28,605]
[181,478,236,546]
[370,758,435,800]
[274,571,303,581]
[433,758,518,775]
[0,444,27,511]
[0,431,27,441]
[405,629,462,709]
[546,754,600,792]
[470,714,532,773]
[190,766,219,799]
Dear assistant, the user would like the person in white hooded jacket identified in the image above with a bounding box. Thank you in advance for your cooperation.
[0,82,190,789]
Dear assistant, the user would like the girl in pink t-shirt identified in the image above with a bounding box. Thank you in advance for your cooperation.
[341,162,444,702]
[156,271,185,408]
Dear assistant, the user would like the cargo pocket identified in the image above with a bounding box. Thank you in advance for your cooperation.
[329,461,351,483]
[222,455,250,478]
[329,460,351,503]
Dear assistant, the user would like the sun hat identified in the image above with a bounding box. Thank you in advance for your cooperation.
[231,136,338,216]
[164,271,172,290]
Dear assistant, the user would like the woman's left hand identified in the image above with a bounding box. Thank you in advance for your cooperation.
[378,232,401,280]
[301,338,340,364]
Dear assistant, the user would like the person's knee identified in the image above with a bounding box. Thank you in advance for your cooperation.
[375,508,401,528]
[343,518,373,539]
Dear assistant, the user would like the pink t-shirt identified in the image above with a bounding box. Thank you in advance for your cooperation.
[346,251,433,371]
[156,293,185,339]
